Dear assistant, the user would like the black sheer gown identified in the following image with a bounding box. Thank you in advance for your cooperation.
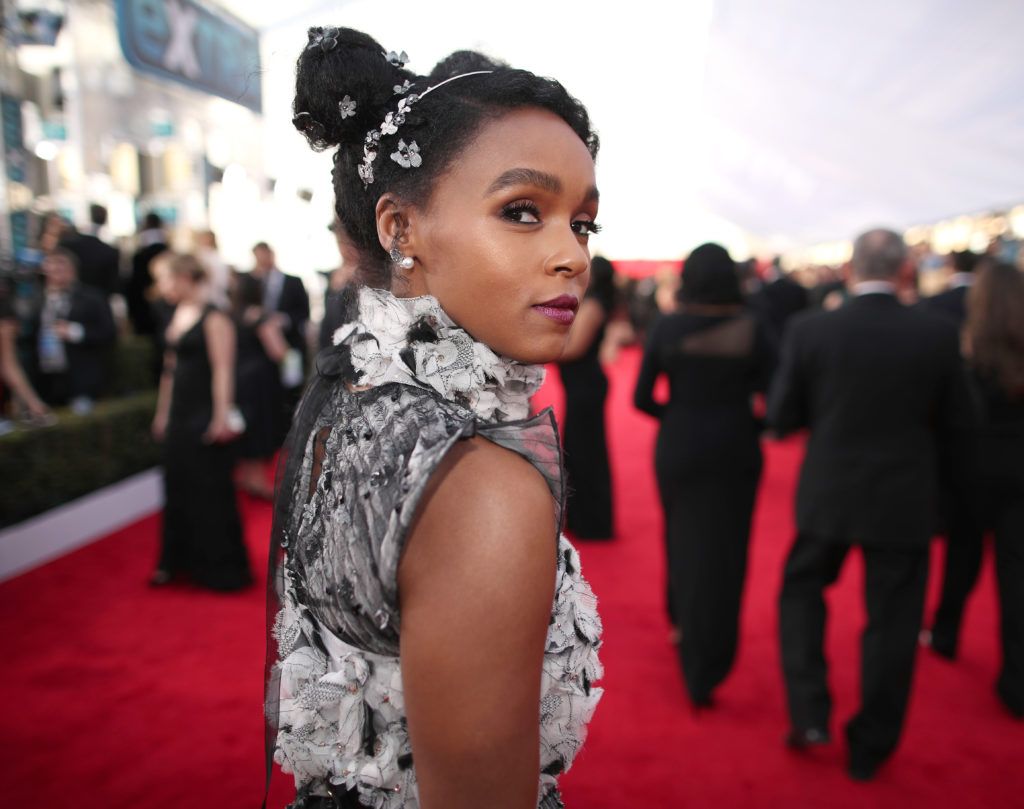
[159,305,251,590]
[557,300,613,539]
[235,312,284,461]
[634,310,776,703]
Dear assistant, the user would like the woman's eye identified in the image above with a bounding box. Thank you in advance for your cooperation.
[572,219,602,237]
[503,203,541,224]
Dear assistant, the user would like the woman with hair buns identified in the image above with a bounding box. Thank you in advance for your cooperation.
[150,254,251,590]
[634,243,776,708]
[265,28,603,809]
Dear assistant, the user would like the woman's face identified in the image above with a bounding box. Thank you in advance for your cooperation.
[396,107,599,364]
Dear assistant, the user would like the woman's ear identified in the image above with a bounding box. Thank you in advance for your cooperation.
[375,194,413,255]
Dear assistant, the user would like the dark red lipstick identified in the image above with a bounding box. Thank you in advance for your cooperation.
[532,294,579,325]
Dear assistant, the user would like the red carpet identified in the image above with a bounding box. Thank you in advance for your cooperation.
[2,347,1020,808]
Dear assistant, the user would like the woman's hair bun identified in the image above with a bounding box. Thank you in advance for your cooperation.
[428,50,507,80]
[293,27,415,152]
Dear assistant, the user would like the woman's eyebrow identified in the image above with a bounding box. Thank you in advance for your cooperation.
[486,168,601,205]
[486,168,562,196]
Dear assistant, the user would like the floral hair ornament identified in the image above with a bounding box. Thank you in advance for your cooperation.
[338,95,357,119]
[307,26,339,53]
[358,69,493,186]
[384,50,409,67]
[391,139,421,169]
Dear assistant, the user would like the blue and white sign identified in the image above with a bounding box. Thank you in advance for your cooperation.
[115,0,262,113]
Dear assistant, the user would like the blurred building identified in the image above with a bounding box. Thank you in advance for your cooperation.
[1,0,266,264]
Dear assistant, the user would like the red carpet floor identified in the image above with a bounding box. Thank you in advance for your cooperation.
[2,347,1020,808]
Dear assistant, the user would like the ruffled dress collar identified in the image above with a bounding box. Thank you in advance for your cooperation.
[333,286,545,423]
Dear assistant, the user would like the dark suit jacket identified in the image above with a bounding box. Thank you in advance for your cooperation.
[272,273,311,355]
[754,276,810,340]
[125,241,168,335]
[767,293,977,546]
[30,284,117,399]
[60,233,120,296]
[921,285,968,328]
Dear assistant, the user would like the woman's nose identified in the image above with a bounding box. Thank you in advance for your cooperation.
[546,229,590,278]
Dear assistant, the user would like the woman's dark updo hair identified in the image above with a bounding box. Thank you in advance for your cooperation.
[679,243,743,306]
[293,27,599,288]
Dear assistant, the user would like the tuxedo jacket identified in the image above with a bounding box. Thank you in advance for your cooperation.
[272,273,311,355]
[755,276,810,339]
[61,234,120,297]
[29,283,117,399]
[126,242,167,335]
[921,285,968,328]
[767,293,977,546]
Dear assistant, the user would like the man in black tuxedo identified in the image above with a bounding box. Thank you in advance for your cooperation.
[922,249,979,326]
[29,249,117,408]
[767,229,977,781]
[252,241,310,374]
[125,212,168,336]
[921,249,987,659]
[752,256,810,341]
[59,204,120,297]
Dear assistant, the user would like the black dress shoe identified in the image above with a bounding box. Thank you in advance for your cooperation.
[785,727,831,749]
[920,628,956,660]
[848,754,882,782]
[148,568,173,587]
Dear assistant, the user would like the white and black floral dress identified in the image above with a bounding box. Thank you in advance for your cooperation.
[266,287,603,809]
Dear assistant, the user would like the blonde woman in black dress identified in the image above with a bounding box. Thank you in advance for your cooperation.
[151,254,251,590]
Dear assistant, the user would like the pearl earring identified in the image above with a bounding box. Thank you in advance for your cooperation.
[389,243,414,271]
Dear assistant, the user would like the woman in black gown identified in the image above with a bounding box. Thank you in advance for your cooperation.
[634,243,776,706]
[558,256,616,539]
[151,254,251,590]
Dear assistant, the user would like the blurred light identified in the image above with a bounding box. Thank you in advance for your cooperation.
[110,142,140,195]
[1010,206,1024,238]
[8,182,33,212]
[35,140,59,161]
[182,119,204,153]
[222,164,249,189]
[163,144,194,191]
[206,133,232,169]
[107,193,137,238]
[58,149,84,188]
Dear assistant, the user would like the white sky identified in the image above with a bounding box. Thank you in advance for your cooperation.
[246,0,1024,266]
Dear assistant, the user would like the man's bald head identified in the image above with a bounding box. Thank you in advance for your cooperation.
[851,228,907,281]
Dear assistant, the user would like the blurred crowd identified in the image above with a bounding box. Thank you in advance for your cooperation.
[1,203,1020,776]
[551,229,1022,781]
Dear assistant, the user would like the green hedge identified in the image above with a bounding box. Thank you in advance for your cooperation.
[106,334,158,396]
[0,391,161,528]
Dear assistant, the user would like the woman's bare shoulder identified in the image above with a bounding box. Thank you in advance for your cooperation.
[398,434,556,604]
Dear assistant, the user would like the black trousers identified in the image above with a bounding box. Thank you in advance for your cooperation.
[779,534,929,764]
[932,498,984,656]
